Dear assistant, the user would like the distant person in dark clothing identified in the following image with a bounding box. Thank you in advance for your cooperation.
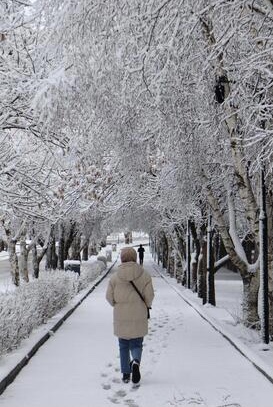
[137,244,145,265]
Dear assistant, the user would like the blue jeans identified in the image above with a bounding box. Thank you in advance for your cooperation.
[118,337,143,374]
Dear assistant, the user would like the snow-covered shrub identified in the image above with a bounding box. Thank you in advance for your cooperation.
[96,255,107,266]
[0,270,78,355]
[0,257,109,357]
[78,260,106,291]
[0,260,108,356]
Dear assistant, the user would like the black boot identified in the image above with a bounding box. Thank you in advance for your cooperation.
[131,359,141,384]
[122,373,130,383]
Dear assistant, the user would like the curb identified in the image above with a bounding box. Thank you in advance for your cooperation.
[0,260,117,396]
[153,265,273,385]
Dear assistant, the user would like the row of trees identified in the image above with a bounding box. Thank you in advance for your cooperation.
[0,0,272,335]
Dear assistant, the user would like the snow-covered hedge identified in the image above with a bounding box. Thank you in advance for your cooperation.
[78,259,106,291]
[96,255,107,266]
[0,260,106,356]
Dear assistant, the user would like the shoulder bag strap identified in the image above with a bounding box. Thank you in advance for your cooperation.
[130,281,150,319]
[130,281,146,304]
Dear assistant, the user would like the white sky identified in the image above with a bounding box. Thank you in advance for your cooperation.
[0,248,272,407]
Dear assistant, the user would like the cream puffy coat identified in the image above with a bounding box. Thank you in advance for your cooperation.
[106,262,154,339]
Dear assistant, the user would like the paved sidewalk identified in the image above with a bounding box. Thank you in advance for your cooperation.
[0,255,272,407]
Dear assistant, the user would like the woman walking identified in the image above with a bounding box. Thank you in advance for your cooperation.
[106,247,154,386]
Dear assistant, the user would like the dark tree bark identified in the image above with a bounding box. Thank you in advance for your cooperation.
[46,226,58,270]
[197,240,207,304]
[70,234,81,260]
[81,236,89,261]
[58,222,65,269]
[32,244,39,278]
[64,221,77,259]
[162,233,168,269]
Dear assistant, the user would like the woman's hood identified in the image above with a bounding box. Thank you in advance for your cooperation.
[117,262,144,282]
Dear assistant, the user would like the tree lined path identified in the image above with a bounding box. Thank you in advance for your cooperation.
[1,0,273,340]
[0,252,271,407]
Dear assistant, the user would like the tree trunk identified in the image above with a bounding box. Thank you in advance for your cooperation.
[35,245,48,276]
[8,239,20,286]
[45,243,52,270]
[88,241,98,256]
[242,273,260,328]
[200,12,261,323]
[162,233,168,269]
[32,244,39,278]
[46,227,57,270]
[192,261,198,293]
[197,240,207,304]
[19,235,29,282]
[167,238,174,277]
[189,220,201,292]
[266,191,273,335]
[267,252,273,336]
[64,222,76,259]
[174,227,185,284]
[152,237,157,262]
[70,234,81,260]
[58,222,65,269]
[51,234,58,269]
[124,232,130,244]
[81,236,89,261]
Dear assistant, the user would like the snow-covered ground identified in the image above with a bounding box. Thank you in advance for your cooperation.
[164,266,273,371]
[0,246,272,407]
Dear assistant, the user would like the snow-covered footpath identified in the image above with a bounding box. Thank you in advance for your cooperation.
[0,249,272,407]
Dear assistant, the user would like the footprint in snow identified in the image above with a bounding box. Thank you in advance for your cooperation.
[112,377,121,383]
[108,396,119,404]
[102,383,111,390]
[115,389,127,397]
[124,398,139,407]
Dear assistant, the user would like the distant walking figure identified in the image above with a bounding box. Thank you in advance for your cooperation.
[137,244,145,265]
[106,247,154,386]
